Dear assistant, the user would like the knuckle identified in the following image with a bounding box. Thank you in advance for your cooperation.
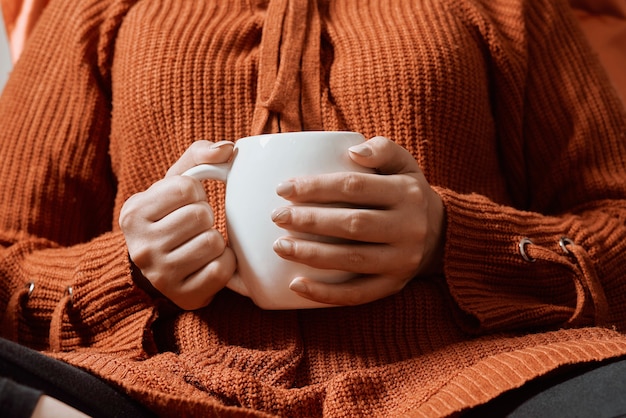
[299,210,318,229]
[391,248,422,278]
[119,196,144,229]
[210,262,233,285]
[175,176,204,202]
[407,252,422,272]
[118,211,132,230]
[149,258,183,290]
[406,181,426,204]
[346,211,367,236]
[193,203,215,228]
[346,249,366,267]
[188,140,210,158]
[189,143,214,169]
[130,248,148,268]
[203,229,226,251]
[129,243,157,272]
[341,173,366,195]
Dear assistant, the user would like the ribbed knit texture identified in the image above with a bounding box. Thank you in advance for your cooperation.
[2,0,626,416]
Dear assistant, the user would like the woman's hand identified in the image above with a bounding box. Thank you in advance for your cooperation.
[272,136,445,306]
[119,140,237,310]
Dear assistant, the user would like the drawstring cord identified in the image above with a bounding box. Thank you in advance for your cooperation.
[299,0,322,130]
[521,237,609,327]
[564,241,609,326]
[1,282,32,342]
[49,286,73,352]
[251,0,322,134]
[0,282,74,351]
[1,280,75,351]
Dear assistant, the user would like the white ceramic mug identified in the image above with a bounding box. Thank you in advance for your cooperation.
[183,131,372,309]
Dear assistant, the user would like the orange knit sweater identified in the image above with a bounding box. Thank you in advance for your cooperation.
[2,0,626,416]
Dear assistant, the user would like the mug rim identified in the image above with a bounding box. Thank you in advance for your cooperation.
[235,130,364,145]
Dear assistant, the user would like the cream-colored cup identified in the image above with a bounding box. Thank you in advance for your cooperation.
[183,131,372,309]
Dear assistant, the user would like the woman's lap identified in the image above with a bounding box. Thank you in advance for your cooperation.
[3,336,626,417]
[0,337,153,418]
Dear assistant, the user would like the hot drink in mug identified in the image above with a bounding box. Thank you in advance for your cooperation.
[183,131,372,309]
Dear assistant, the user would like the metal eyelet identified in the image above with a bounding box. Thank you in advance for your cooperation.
[26,282,35,297]
[65,286,74,305]
[559,237,575,255]
[519,237,536,262]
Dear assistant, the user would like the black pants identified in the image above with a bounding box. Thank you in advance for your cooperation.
[3,337,626,417]
[466,356,626,417]
[0,338,153,418]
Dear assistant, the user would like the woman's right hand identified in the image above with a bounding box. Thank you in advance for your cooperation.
[119,140,236,310]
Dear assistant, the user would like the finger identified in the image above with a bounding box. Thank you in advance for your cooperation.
[276,171,419,207]
[272,237,420,276]
[169,228,227,277]
[168,247,236,310]
[288,275,406,306]
[143,228,227,289]
[166,140,235,177]
[348,136,421,175]
[138,176,209,222]
[152,201,215,251]
[271,206,409,243]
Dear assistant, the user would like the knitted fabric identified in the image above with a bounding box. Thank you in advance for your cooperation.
[2,0,626,416]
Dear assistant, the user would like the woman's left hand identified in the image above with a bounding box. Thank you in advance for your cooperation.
[272,136,445,306]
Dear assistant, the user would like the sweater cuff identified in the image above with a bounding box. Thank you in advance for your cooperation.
[18,232,158,354]
[71,232,158,353]
[435,187,589,333]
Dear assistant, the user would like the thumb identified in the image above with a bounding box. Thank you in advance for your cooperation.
[166,140,235,177]
[348,136,420,175]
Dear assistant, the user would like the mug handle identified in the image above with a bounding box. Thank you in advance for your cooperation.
[181,163,251,298]
[182,163,231,182]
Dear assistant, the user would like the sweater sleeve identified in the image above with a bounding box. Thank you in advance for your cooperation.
[0,0,156,354]
[439,0,626,333]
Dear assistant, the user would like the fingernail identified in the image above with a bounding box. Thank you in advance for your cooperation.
[289,278,308,293]
[273,238,295,255]
[271,207,292,224]
[348,143,372,157]
[210,140,235,149]
[276,181,295,197]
